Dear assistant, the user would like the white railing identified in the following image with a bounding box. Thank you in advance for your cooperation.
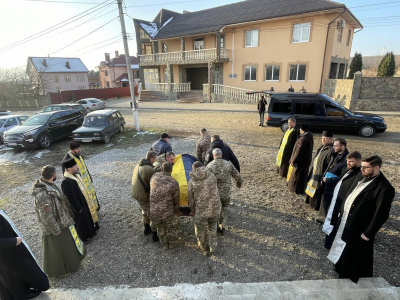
[150,82,191,93]
[139,48,228,64]
[203,84,260,103]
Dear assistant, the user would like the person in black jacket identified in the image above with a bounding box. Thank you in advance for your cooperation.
[319,138,349,221]
[204,135,240,172]
[323,151,362,249]
[0,211,49,300]
[257,95,267,126]
[327,155,395,283]
[150,133,172,155]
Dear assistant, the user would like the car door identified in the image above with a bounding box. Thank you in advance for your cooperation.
[322,103,355,132]
[108,113,119,135]
[47,112,67,140]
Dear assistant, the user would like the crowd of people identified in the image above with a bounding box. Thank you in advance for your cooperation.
[276,117,395,283]
[0,120,395,298]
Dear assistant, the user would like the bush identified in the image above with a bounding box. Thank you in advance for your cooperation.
[377,52,395,77]
[348,52,362,79]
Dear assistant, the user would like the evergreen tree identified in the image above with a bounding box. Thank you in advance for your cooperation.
[348,52,363,79]
[377,52,395,77]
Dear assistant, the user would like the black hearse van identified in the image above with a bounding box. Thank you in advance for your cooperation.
[266,93,387,137]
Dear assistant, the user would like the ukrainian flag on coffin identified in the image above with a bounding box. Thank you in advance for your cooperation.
[171,154,197,207]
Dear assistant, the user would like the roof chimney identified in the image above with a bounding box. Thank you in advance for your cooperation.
[115,50,119,58]
[65,61,71,69]
[105,53,110,62]
[42,59,47,67]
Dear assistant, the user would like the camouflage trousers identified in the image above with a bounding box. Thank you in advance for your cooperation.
[218,194,230,229]
[153,214,182,250]
[136,196,156,231]
[194,215,218,253]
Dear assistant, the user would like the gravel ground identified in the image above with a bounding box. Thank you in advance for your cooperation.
[0,100,399,289]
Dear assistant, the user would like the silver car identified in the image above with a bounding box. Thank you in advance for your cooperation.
[76,98,106,112]
[0,115,29,144]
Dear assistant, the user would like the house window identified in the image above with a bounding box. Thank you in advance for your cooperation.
[163,42,168,53]
[141,42,152,54]
[54,75,59,82]
[106,81,110,88]
[346,29,351,46]
[292,22,311,43]
[244,66,257,81]
[245,30,258,47]
[289,64,307,81]
[56,87,62,93]
[194,38,204,50]
[337,21,344,43]
[78,86,86,90]
[265,65,280,81]
[220,35,225,48]
[105,70,108,76]
[65,75,71,82]
[77,75,84,82]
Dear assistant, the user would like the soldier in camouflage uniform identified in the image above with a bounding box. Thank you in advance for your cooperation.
[153,152,175,172]
[196,128,211,164]
[206,148,242,235]
[188,161,221,256]
[150,163,182,250]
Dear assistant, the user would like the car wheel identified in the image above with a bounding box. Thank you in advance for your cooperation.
[103,133,110,144]
[38,133,51,148]
[280,122,289,132]
[86,107,92,112]
[359,124,375,138]
[119,125,124,133]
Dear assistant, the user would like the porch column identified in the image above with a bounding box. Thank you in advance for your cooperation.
[208,61,214,103]
[215,32,221,61]
[152,41,158,62]
[167,64,172,97]
[181,37,185,61]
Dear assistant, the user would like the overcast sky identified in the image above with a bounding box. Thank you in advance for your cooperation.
[1,0,399,71]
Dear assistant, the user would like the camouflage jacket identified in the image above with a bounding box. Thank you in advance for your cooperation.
[196,134,211,163]
[153,154,167,172]
[150,172,180,219]
[30,179,75,236]
[187,167,221,218]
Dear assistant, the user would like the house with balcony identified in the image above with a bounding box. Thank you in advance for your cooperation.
[98,51,140,88]
[26,57,89,95]
[133,0,362,102]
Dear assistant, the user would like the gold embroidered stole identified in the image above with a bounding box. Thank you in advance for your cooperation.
[64,171,99,223]
[305,151,322,197]
[68,151,99,210]
[276,128,294,167]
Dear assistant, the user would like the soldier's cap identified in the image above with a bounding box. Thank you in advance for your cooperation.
[161,133,171,139]
[322,131,333,138]
[62,158,77,169]
[69,140,81,150]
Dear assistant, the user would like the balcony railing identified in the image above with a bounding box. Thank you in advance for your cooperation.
[139,48,228,66]
[151,82,191,93]
[203,84,260,103]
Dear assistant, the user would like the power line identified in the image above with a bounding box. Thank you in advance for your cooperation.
[49,17,118,55]
[26,0,107,4]
[0,0,114,52]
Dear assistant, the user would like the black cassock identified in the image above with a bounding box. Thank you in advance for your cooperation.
[0,212,49,300]
[61,177,96,241]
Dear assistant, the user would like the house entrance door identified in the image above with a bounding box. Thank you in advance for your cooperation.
[143,69,159,90]
[186,67,208,89]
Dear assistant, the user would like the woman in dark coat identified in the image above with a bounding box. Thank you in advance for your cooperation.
[0,211,49,300]
[287,125,314,194]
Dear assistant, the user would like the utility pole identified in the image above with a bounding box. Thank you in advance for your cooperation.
[117,0,140,131]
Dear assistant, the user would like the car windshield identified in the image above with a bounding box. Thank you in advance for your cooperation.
[23,114,51,126]
[83,116,107,127]
[0,119,6,126]
[320,94,353,114]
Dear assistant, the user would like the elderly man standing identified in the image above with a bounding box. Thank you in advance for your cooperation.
[196,128,211,164]
[30,165,86,277]
[206,148,242,235]
[305,131,334,213]
[287,124,314,194]
[63,141,100,211]
[188,162,221,256]
[131,151,159,241]
[328,155,395,283]
[150,163,182,250]
[150,133,172,156]
[276,117,299,178]
[153,151,175,172]
[62,158,99,242]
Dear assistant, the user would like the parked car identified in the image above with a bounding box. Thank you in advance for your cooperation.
[72,109,125,143]
[266,93,387,137]
[0,115,29,144]
[3,110,84,149]
[37,103,87,116]
[76,98,106,112]
[0,110,12,116]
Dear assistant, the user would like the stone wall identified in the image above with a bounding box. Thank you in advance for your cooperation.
[323,79,354,108]
[0,95,49,108]
[358,77,400,100]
